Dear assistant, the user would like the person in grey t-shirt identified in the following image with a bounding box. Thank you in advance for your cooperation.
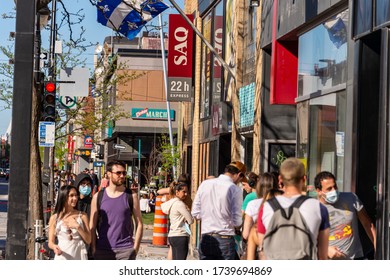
[314,171,376,259]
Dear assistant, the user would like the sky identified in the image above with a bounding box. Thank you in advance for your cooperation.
[0,0,184,136]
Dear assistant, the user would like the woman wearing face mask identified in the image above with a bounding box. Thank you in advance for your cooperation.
[48,185,91,260]
[75,173,94,217]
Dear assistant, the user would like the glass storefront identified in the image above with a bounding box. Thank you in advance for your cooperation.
[297,91,346,190]
[297,10,348,190]
[298,11,348,97]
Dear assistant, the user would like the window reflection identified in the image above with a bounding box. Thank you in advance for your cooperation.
[200,13,212,119]
[298,10,348,96]
[354,0,372,36]
[376,0,390,27]
[304,91,346,190]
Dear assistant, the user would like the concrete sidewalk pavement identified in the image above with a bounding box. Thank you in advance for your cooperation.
[137,224,198,260]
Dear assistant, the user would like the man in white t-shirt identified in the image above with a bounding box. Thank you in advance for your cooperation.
[257,158,330,260]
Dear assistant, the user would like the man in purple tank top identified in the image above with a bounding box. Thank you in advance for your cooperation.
[89,160,143,260]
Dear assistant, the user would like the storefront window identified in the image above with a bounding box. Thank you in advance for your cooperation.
[298,91,346,190]
[200,13,212,119]
[376,0,390,27]
[353,0,372,37]
[298,10,348,96]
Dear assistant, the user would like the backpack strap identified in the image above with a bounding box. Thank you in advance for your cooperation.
[267,195,310,220]
[125,188,134,211]
[97,188,105,212]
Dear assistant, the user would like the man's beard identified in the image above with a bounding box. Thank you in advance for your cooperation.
[112,178,125,187]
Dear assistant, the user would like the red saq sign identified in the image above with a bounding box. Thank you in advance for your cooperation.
[168,14,194,78]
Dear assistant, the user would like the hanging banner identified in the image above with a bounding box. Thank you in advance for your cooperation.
[167,14,194,102]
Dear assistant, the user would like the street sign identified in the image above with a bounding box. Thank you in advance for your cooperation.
[113,144,126,150]
[93,161,105,167]
[40,52,48,60]
[39,121,55,147]
[59,96,77,109]
[59,67,89,97]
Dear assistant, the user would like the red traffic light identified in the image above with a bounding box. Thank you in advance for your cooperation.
[45,82,56,93]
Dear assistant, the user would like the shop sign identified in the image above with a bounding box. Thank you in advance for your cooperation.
[75,149,91,157]
[93,161,105,167]
[131,108,175,120]
[167,14,194,102]
[84,135,93,149]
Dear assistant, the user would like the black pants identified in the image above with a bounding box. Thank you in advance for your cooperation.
[168,236,189,260]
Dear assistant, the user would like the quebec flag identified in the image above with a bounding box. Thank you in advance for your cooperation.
[323,10,348,49]
[97,0,169,40]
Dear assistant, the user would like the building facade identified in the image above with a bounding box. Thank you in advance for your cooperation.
[184,0,390,259]
[94,35,179,186]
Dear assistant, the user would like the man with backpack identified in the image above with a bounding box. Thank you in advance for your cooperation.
[89,160,143,260]
[257,158,330,259]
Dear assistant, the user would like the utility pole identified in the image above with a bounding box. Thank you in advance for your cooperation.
[45,0,57,212]
[6,0,37,260]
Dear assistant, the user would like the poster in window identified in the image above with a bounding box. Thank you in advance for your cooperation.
[268,143,296,173]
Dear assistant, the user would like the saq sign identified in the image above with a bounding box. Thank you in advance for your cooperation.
[168,14,194,102]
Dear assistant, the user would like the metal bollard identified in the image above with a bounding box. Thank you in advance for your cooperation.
[34,220,43,260]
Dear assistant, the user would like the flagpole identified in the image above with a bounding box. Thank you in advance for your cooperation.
[159,14,177,180]
[168,0,235,79]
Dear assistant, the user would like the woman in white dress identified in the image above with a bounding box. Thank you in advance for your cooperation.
[48,185,91,260]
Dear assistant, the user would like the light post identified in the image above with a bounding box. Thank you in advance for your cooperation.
[6,0,37,260]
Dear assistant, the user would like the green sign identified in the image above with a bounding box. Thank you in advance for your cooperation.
[131,108,175,120]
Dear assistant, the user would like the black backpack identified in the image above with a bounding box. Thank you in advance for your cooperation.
[262,195,316,260]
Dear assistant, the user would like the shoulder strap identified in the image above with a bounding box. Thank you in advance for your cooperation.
[125,188,134,211]
[290,195,310,209]
[267,197,289,219]
[267,195,310,220]
[286,195,310,219]
[267,197,283,212]
[97,188,105,212]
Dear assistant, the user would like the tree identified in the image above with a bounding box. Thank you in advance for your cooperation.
[140,134,180,188]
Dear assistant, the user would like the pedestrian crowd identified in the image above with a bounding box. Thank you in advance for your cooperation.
[47,157,376,260]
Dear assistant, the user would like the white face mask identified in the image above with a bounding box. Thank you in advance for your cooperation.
[324,190,339,204]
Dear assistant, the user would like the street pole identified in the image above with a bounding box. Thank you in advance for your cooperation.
[159,14,177,180]
[46,0,57,212]
[6,0,37,260]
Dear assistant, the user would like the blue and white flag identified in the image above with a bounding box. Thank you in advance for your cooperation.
[97,0,169,40]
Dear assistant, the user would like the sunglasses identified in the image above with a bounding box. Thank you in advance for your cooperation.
[66,228,73,241]
[112,171,127,176]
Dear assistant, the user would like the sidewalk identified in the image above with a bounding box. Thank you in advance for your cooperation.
[138,224,198,260]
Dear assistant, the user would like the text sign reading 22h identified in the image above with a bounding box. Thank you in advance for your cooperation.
[168,77,192,102]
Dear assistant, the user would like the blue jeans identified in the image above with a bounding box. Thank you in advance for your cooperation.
[199,234,236,260]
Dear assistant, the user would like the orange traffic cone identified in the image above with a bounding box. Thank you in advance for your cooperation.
[152,195,168,246]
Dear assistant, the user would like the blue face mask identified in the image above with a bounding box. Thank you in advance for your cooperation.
[324,190,339,204]
[79,184,91,196]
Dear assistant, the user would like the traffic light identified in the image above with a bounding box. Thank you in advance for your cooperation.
[42,81,56,122]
